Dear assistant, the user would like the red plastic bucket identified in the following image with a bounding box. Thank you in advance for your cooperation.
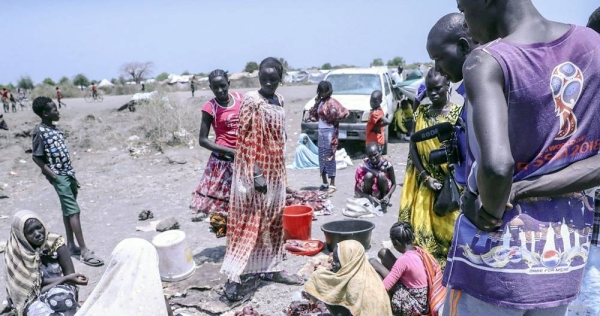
[283,205,314,241]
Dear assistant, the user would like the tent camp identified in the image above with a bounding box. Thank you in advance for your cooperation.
[97,79,114,87]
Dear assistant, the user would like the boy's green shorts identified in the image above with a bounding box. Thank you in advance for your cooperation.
[52,175,81,217]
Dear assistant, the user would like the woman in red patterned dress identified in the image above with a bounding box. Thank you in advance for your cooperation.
[220,57,303,301]
[190,69,243,237]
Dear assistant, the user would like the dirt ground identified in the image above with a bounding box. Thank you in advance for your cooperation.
[0,85,412,315]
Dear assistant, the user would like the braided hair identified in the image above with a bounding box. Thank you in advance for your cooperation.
[208,69,229,85]
[32,96,53,117]
[314,80,333,107]
[259,57,284,79]
[390,221,415,245]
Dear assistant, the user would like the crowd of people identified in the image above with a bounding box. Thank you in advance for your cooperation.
[3,1,600,315]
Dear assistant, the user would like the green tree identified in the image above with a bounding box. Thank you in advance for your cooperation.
[73,74,90,87]
[387,56,406,68]
[42,78,56,86]
[370,58,384,67]
[155,72,169,81]
[110,78,118,84]
[196,72,207,77]
[59,76,70,85]
[321,63,333,70]
[243,61,259,73]
[118,76,127,85]
[181,70,190,76]
[17,76,34,90]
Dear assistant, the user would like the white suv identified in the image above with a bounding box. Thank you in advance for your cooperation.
[301,67,399,153]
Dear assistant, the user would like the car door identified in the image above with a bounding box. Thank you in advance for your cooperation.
[382,73,394,117]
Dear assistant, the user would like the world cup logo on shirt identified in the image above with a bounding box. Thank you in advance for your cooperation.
[550,62,583,140]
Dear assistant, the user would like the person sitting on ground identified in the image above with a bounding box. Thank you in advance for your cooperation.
[305,240,393,316]
[366,90,391,153]
[31,96,103,267]
[307,81,349,193]
[0,113,8,130]
[355,142,396,212]
[287,133,352,170]
[370,221,445,316]
[393,99,414,142]
[3,210,88,316]
[76,238,173,316]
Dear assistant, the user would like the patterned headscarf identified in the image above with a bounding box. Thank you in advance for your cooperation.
[304,240,393,316]
[4,210,63,315]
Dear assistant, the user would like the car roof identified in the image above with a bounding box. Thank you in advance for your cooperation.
[326,68,390,75]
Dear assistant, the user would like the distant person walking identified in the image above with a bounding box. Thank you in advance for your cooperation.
[141,83,145,92]
[1,88,9,113]
[91,83,97,99]
[55,87,66,108]
[191,76,196,97]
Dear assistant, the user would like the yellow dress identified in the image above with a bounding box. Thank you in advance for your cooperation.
[398,102,462,268]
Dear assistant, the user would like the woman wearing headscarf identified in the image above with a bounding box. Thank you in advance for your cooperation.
[307,81,349,192]
[76,238,172,316]
[304,240,392,316]
[4,210,87,316]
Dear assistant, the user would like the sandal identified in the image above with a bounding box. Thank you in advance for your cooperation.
[80,250,104,267]
[224,280,244,302]
[259,271,304,285]
[319,184,329,191]
[327,186,337,194]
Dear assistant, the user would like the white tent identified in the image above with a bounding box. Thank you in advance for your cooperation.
[98,79,114,87]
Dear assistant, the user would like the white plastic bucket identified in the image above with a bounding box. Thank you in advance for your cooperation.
[152,230,195,282]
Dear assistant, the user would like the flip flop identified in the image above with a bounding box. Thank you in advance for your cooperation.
[327,186,337,194]
[319,184,329,191]
[80,250,104,267]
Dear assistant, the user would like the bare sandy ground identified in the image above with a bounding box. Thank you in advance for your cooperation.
[0,85,411,315]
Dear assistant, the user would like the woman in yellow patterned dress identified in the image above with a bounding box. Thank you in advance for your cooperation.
[398,69,462,268]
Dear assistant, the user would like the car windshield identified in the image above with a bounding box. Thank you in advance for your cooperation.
[327,74,382,95]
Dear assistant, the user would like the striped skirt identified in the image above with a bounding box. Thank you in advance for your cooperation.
[318,127,336,178]
[190,154,233,216]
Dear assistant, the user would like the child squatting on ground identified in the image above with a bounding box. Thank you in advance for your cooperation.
[31,96,103,267]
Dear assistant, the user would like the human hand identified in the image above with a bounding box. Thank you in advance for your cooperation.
[67,273,88,286]
[254,175,267,194]
[461,191,502,232]
[381,196,390,206]
[425,177,442,191]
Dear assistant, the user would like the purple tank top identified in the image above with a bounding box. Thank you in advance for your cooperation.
[444,25,600,309]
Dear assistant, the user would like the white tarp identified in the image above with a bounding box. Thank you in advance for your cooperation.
[97,79,114,87]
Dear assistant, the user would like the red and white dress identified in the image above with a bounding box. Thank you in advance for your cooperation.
[220,91,287,283]
[190,92,243,217]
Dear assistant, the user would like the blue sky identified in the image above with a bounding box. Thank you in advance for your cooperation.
[1,0,596,84]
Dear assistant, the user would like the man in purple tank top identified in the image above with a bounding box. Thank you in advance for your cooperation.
[442,0,600,315]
